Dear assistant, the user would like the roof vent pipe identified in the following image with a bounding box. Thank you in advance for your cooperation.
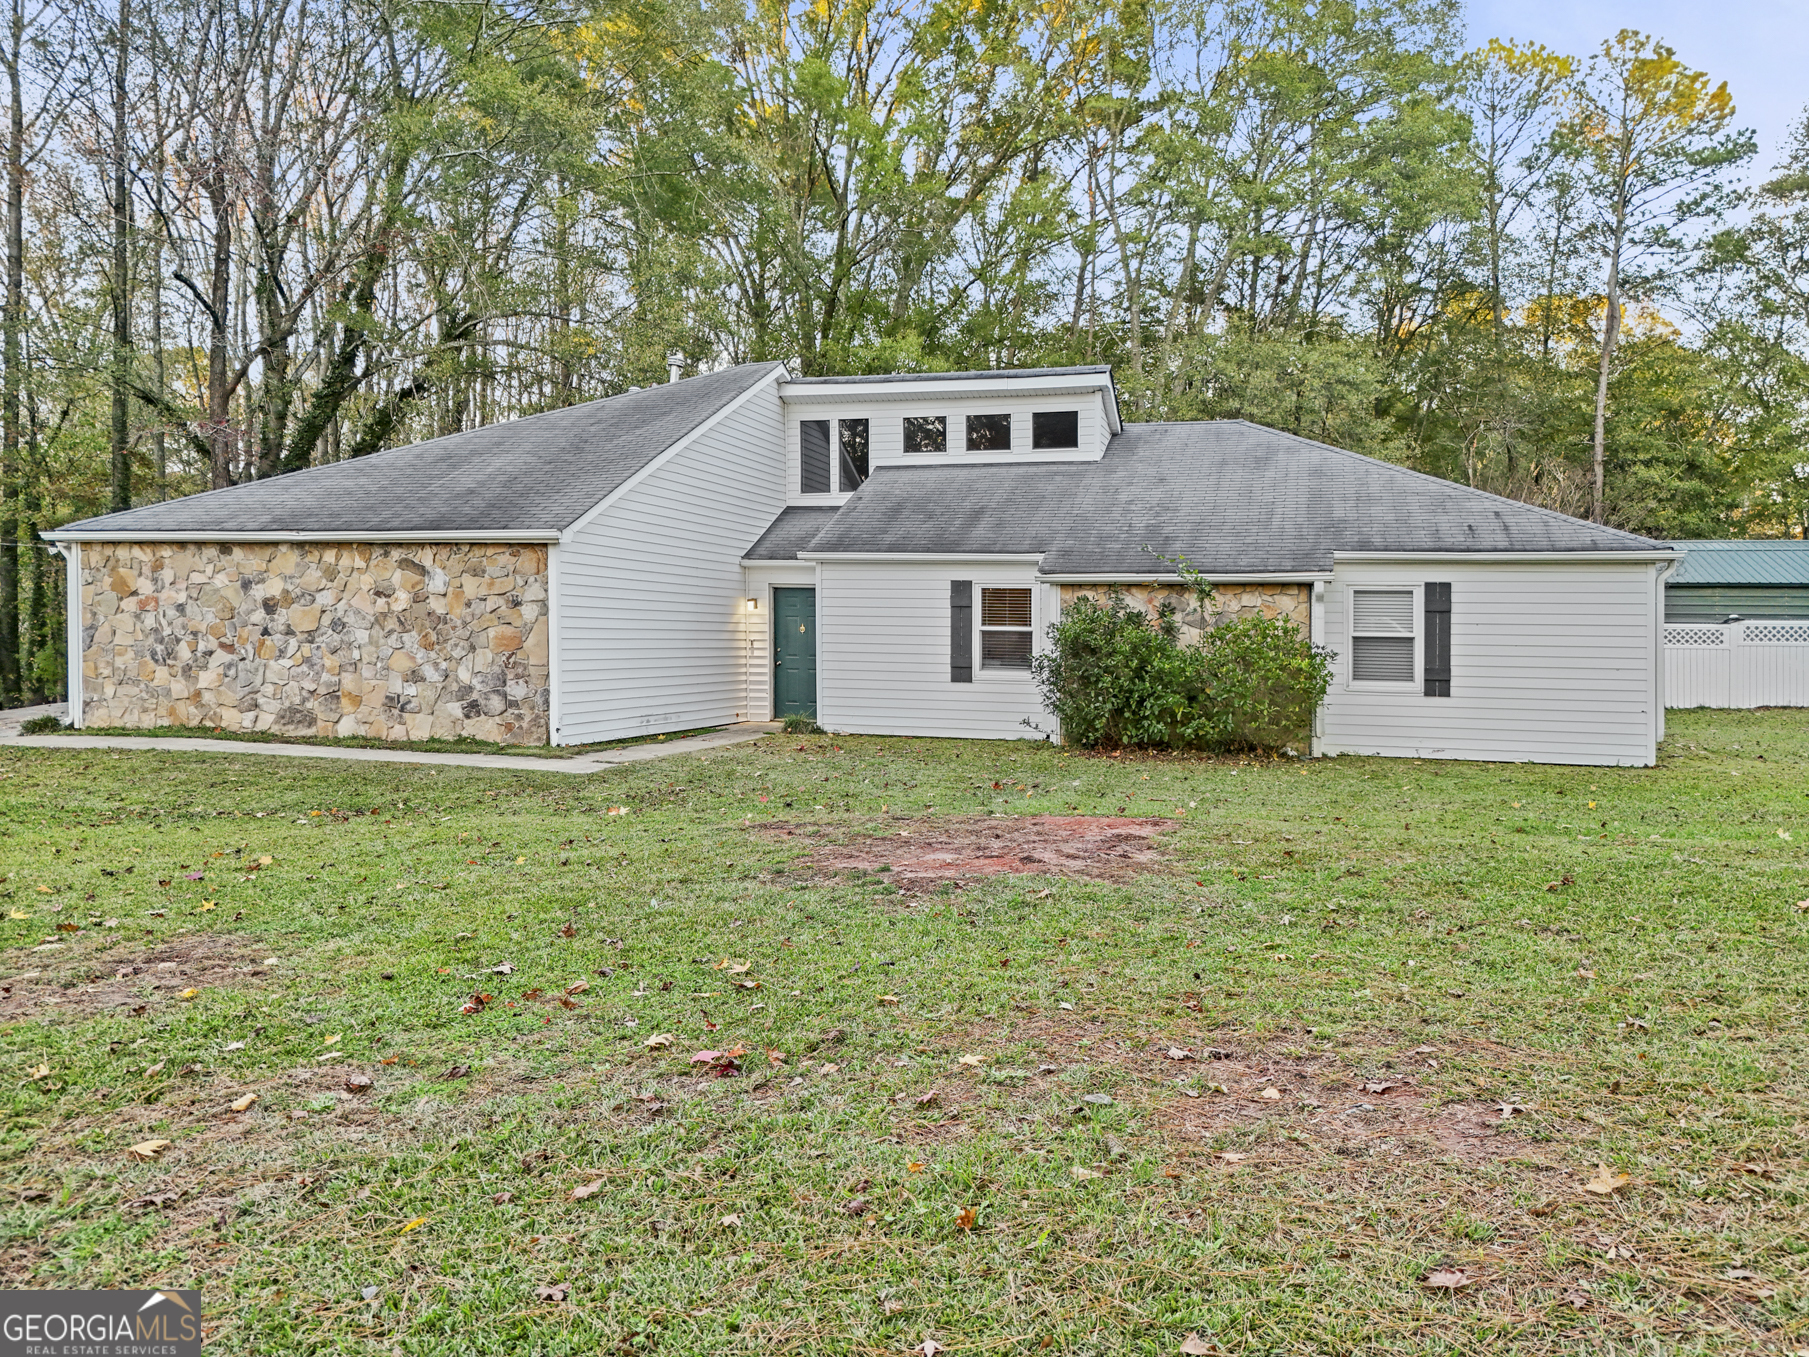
[667,352,683,384]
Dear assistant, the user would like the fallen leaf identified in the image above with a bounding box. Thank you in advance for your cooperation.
[1723,1267,1763,1282]
[644,1033,674,1048]
[957,1054,984,1066]
[28,1063,49,1080]
[398,1216,428,1234]
[876,994,900,1005]
[955,1206,976,1231]
[571,1181,606,1201]
[1258,1087,1281,1101]
[144,1061,165,1079]
[126,1139,172,1161]
[345,1073,374,1093]
[1582,1164,1631,1196]
[917,1341,944,1357]
[915,1089,938,1107]
[487,962,515,975]
[1576,967,1597,979]
[1166,1047,1195,1061]
[1179,1336,1221,1355]
[1081,1093,1113,1106]
[907,1161,926,1173]
[493,1191,514,1205]
[360,1286,381,1303]
[437,1064,472,1081]
[1069,1165,1104,1180]
[177,988,200,1001]
[1360,1081,1397,1095]
[565,980,588,996]
[224,1040,246,1052]
[1558,1290,1589,1310]
[1423,1267,1471,1290]
[536,1283,570,1302]
[230,1093,258,1113]
[718,1213,741,1228]
[1214,1152,1247,1164]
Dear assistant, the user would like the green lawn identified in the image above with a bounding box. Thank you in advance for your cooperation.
[2,710,1805,1354]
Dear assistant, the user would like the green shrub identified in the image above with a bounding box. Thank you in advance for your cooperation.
[780,713,823,735]
[1030,581,1332,753]
[19,714,65,735]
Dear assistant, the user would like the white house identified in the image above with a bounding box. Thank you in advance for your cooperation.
[46,363,1679,765]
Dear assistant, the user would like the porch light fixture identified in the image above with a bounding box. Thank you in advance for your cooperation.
[746,597,759,611]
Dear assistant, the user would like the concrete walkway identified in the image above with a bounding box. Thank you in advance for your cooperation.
[0,719,783,774]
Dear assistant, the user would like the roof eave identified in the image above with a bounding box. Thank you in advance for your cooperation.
[43,529,564,544]
[1332,549,1679,564]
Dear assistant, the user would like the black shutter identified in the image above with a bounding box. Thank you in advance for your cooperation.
[950,580,973,683]
[1424,582,1451,697]
[800,420,831,494]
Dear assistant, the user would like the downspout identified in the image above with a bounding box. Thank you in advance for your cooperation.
[47,542,80,727]
[1654,557,1680,748]
[1310,579,1326,756]
[546,542,563,745]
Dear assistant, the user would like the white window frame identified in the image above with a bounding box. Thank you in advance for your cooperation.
[1345,584,1421,690]
[977,584,1037,678]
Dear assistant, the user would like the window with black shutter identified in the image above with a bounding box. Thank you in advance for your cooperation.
[1423,582,1451,696]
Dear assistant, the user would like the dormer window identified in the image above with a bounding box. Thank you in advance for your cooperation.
[966,414,1010,451]
[1032,411,1079,449]
[839,419,869,490]
[904,416,946,454]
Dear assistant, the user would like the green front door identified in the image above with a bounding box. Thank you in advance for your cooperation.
[772,587,817,718]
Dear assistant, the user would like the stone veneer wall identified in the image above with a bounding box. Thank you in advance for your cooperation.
[80,542,551,744]
[1059,582,1311,645]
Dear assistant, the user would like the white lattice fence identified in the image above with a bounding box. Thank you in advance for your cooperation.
[1666,620,1809,708]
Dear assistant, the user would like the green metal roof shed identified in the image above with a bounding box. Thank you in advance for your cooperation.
[1665,541,1809,621]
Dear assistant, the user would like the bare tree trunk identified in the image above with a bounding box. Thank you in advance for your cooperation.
[1590,211,1625,525]
[108,0,132,512]
[206,167,233,489]
[0,0,22,703]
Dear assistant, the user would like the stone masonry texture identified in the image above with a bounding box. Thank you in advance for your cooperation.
[1059,583,1311,644]
[80,542,551,744]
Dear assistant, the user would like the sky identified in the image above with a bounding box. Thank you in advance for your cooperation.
[1464,0,1807,171]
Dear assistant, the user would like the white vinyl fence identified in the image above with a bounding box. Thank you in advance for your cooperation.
[1665,620,1809,708]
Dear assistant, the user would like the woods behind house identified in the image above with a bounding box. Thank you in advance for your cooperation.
[2,0,1807,703]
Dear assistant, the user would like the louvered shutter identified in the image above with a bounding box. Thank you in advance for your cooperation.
[1423,582,1451,697]
[950,580,973,682]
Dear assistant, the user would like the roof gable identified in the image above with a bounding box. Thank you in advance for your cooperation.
[49,363,784,541]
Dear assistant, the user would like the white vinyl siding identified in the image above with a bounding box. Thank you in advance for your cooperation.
[817,561,1051,739]
[1318,560,1663,767]
[555,380,787,744]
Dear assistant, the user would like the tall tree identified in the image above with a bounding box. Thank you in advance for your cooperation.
[1559,31,1750,522]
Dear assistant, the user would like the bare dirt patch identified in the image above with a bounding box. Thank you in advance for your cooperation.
[1155,1052,1559,1167]
[766,815,1177,889]
[0,933,277,1024]
[940,1010,1570,1168]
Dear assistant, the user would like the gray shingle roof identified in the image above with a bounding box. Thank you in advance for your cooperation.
[1665,540,1809,586]
[743,507,842,561]
[48,363,784,540]
[806,421,1662,573]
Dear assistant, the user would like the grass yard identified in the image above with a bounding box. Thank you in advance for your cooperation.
[2,708,1805,1355]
